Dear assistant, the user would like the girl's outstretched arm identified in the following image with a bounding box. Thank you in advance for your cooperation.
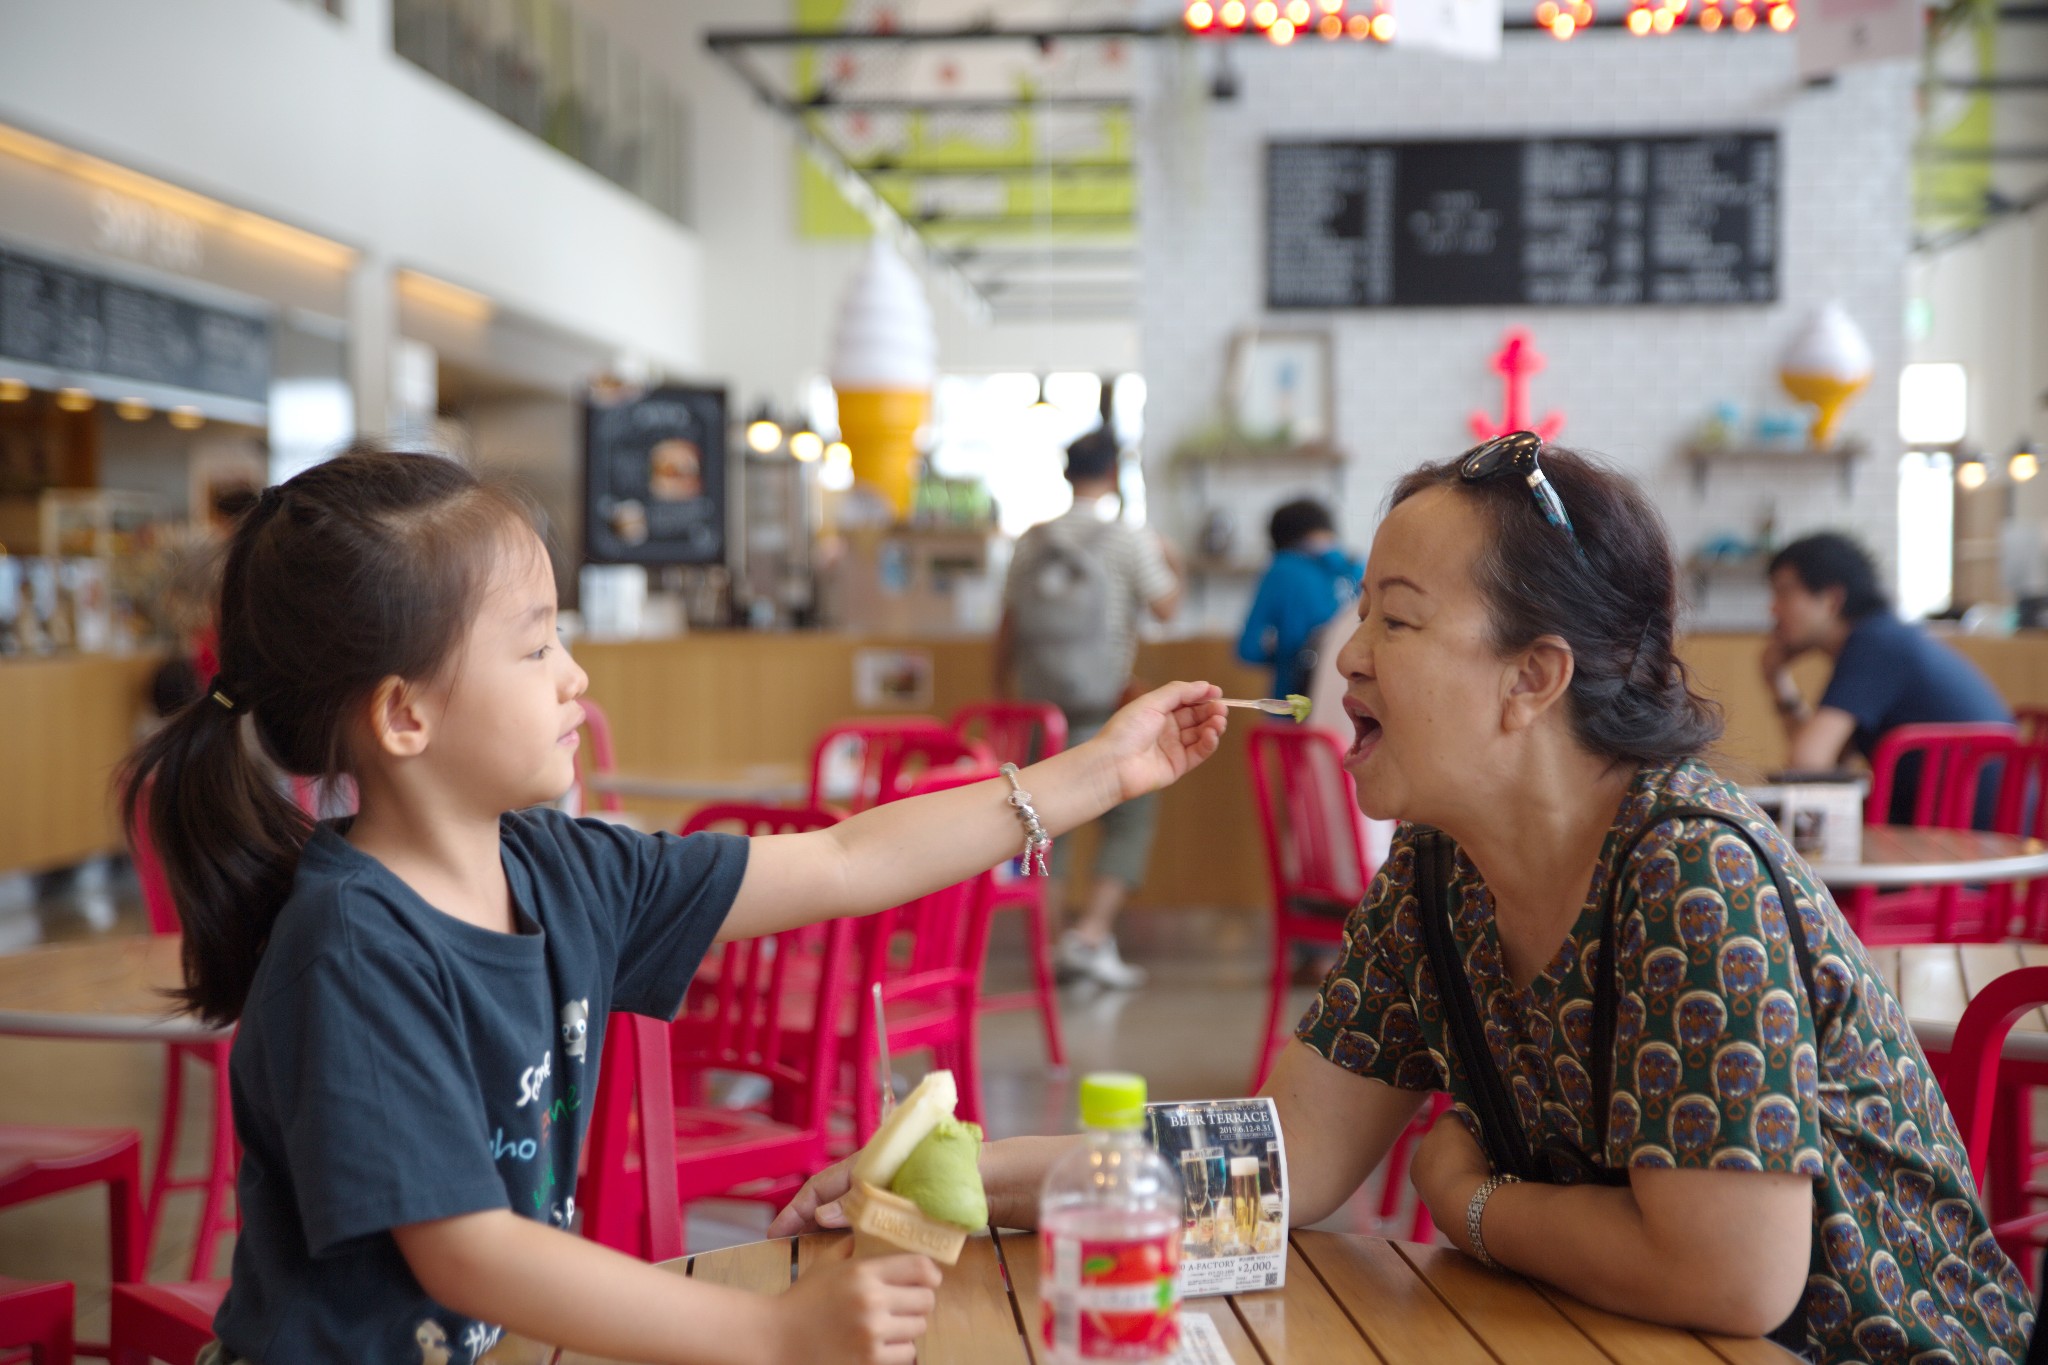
[719,681,1227,942]
[394,1208,939,1365]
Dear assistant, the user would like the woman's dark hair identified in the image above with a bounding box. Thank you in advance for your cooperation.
[121,450,540,1025]
[1768,532,1889,621]
[1269,498,1336,552]
[1389,443,1721,766]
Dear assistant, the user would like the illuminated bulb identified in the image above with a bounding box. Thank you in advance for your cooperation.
[1348,12,1373,33]
[1252,0,1278,25]
[746,419,783,453]
[1269,15,1297,39]
[824,441,852,466]
[1733,6,1755,27]
[1537,1,1560,21]
[55,388,93,413]
[1550,11,1575,31]
[1768,3,1795,27]
[0,379,27,403]
[789,430,825,462]
[1221,0,1247,24]
[1699,5,1723,26]
[1186,1,1216,27]
[2013,450,2040,482]
[1958,459,1988,491]
[1652,8,1675,29]
[1285,0,1311,22]
[1320,0,1345,10]
[1627,6,1653,31]
[168,406,205,430]
[1371,10,1396,37]
[115,398,151,422]
[1316,12,1341,34]
[1574,3,1596,22]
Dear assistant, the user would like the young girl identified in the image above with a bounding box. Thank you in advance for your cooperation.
[124,449,1227,1365]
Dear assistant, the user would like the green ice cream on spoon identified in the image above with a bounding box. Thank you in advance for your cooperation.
[1221,694,1314,723]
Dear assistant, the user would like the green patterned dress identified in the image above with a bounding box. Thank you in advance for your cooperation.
[1296,759,2033,1364]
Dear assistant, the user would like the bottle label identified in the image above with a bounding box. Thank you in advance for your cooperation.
[1042,1229,1182,1360]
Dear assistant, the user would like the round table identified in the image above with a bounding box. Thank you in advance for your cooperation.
[1806,825,2048,889]
[0,934,224,1043]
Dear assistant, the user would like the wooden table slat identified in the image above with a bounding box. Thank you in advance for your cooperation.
[1290,1230,1495,1363]
[685,1236,794,1294]
[1225,1243,1386,1363]
[1529,1281,1767,1365]
[995,1225,1267,1365]
[1394,1241,1620,1365]
[1892,945,1967,1054]
[1957,946,2037,1031]
[1699,1331,1815,1364]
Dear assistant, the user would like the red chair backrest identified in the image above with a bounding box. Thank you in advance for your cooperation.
[949,700,1068,769]
[808,717,991,813]
[1866,723,2018,829]
[1246,727,1376,914]
[857,765,1003,992]
[1934,965,2048,1191]
[582,1012,682,1261]
[572,698,624,815]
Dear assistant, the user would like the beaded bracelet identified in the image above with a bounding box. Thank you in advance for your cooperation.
[998,762,1051,876]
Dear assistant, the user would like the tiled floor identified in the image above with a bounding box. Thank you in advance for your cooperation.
[0,862,1411,1347]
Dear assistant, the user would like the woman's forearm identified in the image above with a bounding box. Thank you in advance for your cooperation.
[1453,1179,1805,1338]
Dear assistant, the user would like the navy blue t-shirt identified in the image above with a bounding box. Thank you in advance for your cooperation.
[1819,612,2012,822]
[214,809,747,1362]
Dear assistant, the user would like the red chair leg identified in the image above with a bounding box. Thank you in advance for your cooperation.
[142,1050,188,1264]
[187,1070,237,1280]
[109,1144,145,1285]
[1021,891,1066,1069]
[1989,1083,2030,1233]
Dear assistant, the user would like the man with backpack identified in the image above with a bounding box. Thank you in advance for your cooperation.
[994,425,1183,989]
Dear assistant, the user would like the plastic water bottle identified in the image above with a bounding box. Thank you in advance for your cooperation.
[1040,1072,1183,1363]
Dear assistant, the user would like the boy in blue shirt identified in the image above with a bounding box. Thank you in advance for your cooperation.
[1236,498,1364,703]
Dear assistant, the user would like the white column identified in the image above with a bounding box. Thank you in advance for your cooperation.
[346,253,394,439]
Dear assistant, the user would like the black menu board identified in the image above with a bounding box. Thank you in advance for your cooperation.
[1267,133,1776,310]
[0,247,271,401]
[583,384,727,566]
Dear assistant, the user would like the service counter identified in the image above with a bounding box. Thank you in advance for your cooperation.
[9,633,2048,904]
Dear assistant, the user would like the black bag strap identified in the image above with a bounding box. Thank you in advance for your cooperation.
[1418,804,1823,1181]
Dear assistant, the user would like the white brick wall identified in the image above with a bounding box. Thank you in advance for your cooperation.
[1136,31,1914,632]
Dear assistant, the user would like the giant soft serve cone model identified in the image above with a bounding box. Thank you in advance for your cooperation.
[831,241,937,520]
[1779,303,1872,448]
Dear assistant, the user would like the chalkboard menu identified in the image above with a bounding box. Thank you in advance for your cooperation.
[0,247,271,401]
[583,384,727,566]
[1267,133,1777,310]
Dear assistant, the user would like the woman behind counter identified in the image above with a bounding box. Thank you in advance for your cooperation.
[778,434,2034,1364]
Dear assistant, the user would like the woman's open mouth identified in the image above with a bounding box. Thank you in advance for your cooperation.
[1345,710,1383,765]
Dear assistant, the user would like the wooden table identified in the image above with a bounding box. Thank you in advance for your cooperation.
[1808,826,2048,889]
[0,934,223,1043]
[586,762,809,805]
[528,1229,1796,1364]
[1870,941,2048,1063]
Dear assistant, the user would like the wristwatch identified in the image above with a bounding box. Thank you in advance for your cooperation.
[1466,1174,1520,1269]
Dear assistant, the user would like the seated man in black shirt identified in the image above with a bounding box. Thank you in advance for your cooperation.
[1761,532,2012,822]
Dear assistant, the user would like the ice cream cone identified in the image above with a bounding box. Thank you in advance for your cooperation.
[1780,370,1869,448]
[830,241,937,522]
[843,1179,969,1266]
[1779,303,1872,449]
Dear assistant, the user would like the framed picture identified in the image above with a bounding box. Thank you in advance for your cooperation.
[853,647,934,709]
[582,383,728,566]
[1228,330,1332,447]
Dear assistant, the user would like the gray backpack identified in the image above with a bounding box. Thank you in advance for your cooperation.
[1011,523,1125,715]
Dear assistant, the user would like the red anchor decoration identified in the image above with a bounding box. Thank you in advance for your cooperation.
[1469,328,1565,443]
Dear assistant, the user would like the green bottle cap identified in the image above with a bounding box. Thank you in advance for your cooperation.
[1078,1072,1148,1130]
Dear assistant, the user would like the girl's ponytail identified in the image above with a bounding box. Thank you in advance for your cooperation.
[122,688,311,1027]
[118,449,539,1026]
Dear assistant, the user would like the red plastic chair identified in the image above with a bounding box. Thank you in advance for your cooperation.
[949,700,1068,1069]
[0,1276,73,1365]
[1990,740,2048,941]
[1850,723,2019,944]
[128,807,238,1282]
[571,697,625,816]
[807,717,990,815]
[0,1127,144,1351]
[108,1280,227,1365]
[580,1012,684,1262]
[1931,965,2048,1278]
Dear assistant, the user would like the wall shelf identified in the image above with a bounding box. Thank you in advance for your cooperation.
[1683,437,1866,496]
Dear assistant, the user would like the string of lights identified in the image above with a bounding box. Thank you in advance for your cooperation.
[1182,0,1794,43]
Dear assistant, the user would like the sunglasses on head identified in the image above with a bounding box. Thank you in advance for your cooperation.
[1457,431,1590,566]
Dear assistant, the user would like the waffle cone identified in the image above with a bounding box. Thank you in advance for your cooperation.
[843,1180,969,1265]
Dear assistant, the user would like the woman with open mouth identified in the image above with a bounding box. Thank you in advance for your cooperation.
[777,433,2033,1364]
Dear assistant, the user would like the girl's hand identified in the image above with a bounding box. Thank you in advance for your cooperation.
[1096,680,1228,803]
[1409,1107,1492,1249]
[768,1154,857,1237]
[773,1239,940,1365]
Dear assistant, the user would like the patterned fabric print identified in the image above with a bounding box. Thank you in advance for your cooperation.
[1296,759,2032,1365]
